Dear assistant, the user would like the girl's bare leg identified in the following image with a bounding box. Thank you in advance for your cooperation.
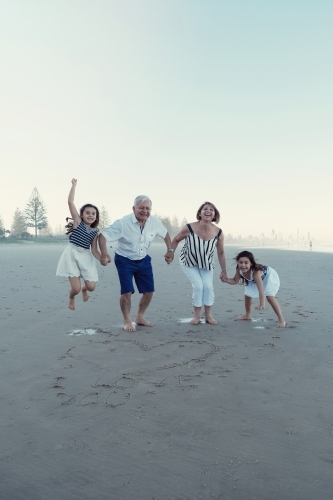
[191,306,202,324]
[204,305,217,324]
[236,295,252,320]
[82,280,96,302]
[68,277,81,310]
[266,296,286,327]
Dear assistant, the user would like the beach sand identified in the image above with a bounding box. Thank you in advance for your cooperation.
[1,242,332,500]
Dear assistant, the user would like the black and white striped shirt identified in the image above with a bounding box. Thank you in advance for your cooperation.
[69,221,98,249]
[180,224,222,270]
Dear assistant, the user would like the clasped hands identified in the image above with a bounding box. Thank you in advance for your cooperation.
[100,254,111,266]
[164,250,174,265]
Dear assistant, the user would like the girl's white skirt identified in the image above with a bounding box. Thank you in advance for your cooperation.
[56,243,98,282]
[244,267,280,298]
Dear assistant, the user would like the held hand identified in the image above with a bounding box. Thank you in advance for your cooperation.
[220,271,227,282]
[71,178,77,186]
[164,251,174,265]
[255,304,265,310]
[100,254,111,266]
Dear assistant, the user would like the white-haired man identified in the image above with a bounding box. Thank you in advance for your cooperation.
[99,195,174,332]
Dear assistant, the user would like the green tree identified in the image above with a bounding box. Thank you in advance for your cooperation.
[99,205,111,231]
[11,208,27,236]
[21,231,32,239]
[0,216,10,237]
[24,188,48,238]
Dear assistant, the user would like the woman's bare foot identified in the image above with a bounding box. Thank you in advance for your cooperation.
[236,314,252,320]
[123,321,136,332]
[277,320,286,328]
[190,316,201,325]
[135,317,153,327]
[68,297,75,310]
[81,287,90,302]
[205,315,217,325]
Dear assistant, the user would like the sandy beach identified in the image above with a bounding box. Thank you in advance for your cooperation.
[1,242,332,500]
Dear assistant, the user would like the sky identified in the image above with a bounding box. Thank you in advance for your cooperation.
[1,0,332,241]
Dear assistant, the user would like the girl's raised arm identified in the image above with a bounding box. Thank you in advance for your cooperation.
[68,178,81,224]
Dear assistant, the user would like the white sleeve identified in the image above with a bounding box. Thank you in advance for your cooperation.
[102,219,122,242]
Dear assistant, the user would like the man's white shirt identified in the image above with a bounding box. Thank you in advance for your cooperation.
[102,213,167,260]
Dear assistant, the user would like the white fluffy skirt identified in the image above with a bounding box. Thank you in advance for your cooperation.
[244,267,280,298]
[56,244,98,282]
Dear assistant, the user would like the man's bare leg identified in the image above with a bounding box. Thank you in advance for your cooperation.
[68,277,81,310]
[190,306,202,325]
[236,295,252,320]
[135,292,154,327]
[204,305,217,324]
[120,292,136,332]
[82,280,95,302]
[266,296,286,327]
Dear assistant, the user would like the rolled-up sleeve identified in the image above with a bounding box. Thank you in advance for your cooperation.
[102,220,123,242]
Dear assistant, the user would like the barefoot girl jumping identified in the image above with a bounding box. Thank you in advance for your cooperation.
[221,250,286,328]
[56,179,102,310]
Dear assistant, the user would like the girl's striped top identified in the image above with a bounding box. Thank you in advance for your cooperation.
[240,267,268,284]
[180,223,222,270]
[69,221,98,249]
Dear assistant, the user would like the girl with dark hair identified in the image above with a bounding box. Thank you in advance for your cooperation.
[56,178,103,310]
[221,250,286,328]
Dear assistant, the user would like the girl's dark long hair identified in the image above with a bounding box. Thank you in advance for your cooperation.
[235,250,266,285]
[65,204,99,235]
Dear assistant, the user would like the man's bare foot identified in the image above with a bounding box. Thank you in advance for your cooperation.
[236,314,252,321]
[123,321,136,332]
[277,320,286,328]
[135,317,153,327]
[206,315,217,325]
[81,287,89,302]
[68,297,75,310]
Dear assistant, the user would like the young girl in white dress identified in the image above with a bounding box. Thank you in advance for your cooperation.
[221,250,286,328]
[56,179,102,310]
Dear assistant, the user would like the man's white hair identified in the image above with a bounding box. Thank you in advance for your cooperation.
[134,195,152,206]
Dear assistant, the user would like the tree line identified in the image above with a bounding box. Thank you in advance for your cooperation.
[0,188,48,239]
[0,189,186,239]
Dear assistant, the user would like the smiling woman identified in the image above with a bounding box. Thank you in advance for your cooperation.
[169,202,227,325]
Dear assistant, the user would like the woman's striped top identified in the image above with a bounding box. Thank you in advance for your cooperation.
[69,221,98,249]
[180,224,222,270]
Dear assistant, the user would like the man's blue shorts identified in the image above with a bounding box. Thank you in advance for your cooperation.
[114,254,155,295]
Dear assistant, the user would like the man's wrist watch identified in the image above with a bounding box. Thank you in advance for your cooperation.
[167,248,174,253]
